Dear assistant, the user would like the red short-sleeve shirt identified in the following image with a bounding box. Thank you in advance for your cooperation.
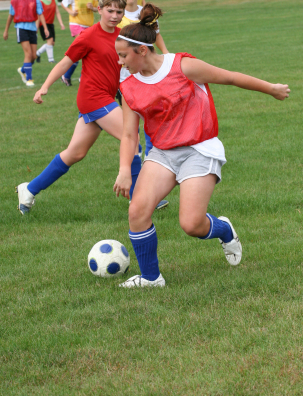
[65,23,121,114]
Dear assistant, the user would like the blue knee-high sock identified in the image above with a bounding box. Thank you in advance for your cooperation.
[129,224,160,281]
[23,62,32,80]
[27,154,70,196]
[199,213,233,243]
[64,62,79,79]
[129,154,141,200]
[144,130,153,156]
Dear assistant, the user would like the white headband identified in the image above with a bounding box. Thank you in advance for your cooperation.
[117,35,154,47]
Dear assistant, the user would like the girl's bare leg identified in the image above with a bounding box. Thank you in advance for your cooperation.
[21,41,32,63]
[30,43,37,62]
[60,117,101,166]
[129,161,177,232]
[179,174,217,237]
[95,106,138,154]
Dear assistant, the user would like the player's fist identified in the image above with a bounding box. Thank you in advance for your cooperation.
[271,84,290,101]
[33,87,48,104]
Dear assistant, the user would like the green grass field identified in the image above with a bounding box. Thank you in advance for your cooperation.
[0,1,302,394]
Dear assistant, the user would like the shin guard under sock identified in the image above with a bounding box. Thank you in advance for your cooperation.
[129,224,160,281]
[199,213,233,243]
[27,154,70,196]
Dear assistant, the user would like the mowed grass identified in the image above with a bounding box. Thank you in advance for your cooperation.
[0,1,302,394]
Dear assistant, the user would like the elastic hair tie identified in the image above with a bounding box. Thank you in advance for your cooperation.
[117,35,154,47]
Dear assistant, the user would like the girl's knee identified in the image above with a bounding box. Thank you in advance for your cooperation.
[72,152,87,163]
[129,200,152,229]
[61,150,87,166]
[129,201,144,223]
[180,215,209,237]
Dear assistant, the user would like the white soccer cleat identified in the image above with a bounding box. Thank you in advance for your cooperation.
[218,216,242,265]
[17,67,27,84]
[15,183,35,215]
[26,80,35,87]
[119,273,165,288]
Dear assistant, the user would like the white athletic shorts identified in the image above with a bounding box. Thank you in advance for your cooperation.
[144,146,223,184]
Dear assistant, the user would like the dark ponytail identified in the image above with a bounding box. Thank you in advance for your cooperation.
[117,3,163,52]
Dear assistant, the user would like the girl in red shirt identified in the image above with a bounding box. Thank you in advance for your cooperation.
[16,0,142,216]
[113,4,290,288]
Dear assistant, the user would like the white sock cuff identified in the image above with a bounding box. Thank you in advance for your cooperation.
[46,44,54,62]
[37,44,47,55]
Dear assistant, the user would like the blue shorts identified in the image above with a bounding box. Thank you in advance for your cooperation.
[79,102,119,130]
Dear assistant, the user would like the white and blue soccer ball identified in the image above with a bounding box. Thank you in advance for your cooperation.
[88,239,130,278]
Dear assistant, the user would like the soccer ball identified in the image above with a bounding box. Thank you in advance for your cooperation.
[88,239,130,278]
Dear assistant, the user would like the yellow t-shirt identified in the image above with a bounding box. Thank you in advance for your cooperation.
[117,5,142,29]
[117,16,139,29]
[63,0,98,27]
[137,0,143,5]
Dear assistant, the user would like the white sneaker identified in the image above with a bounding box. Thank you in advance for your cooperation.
[17,67,27,84]
[119,273,165,288]
[26,80,35,87]
[218,216,242,265]
[15,183,35,215]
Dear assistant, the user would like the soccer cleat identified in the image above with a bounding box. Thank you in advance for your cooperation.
[48,60,56,63]
[36,55,41,63]
[119,273,165,288]
[16,183,35,215]
[61,75,72,86]
[218,216,242,265]
[17,67,27,84]
[26,80,35,87]
[156,200,169,210]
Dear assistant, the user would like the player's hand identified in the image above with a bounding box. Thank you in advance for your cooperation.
[60,24,65,30]
[44,28,50,38]
[70,10,78,17]
[3,31,8,40]
[113,170,132,199]
[86,3,93,10]
[271,84,290,101]
[33,87,48,104]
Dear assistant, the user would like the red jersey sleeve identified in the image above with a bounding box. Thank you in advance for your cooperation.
[65,31,91,63]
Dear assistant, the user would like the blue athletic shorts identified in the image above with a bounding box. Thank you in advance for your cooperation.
[79,102,119,130]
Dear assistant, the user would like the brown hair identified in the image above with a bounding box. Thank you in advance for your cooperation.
[117,3,163,52]
[98,0,127,9]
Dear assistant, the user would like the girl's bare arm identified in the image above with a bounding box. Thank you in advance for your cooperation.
[33,56,74,103]
[181,57,290,101]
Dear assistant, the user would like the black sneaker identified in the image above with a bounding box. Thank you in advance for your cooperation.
[36,55,41,63]
[61,75,72,86]
[155,200,169,210]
